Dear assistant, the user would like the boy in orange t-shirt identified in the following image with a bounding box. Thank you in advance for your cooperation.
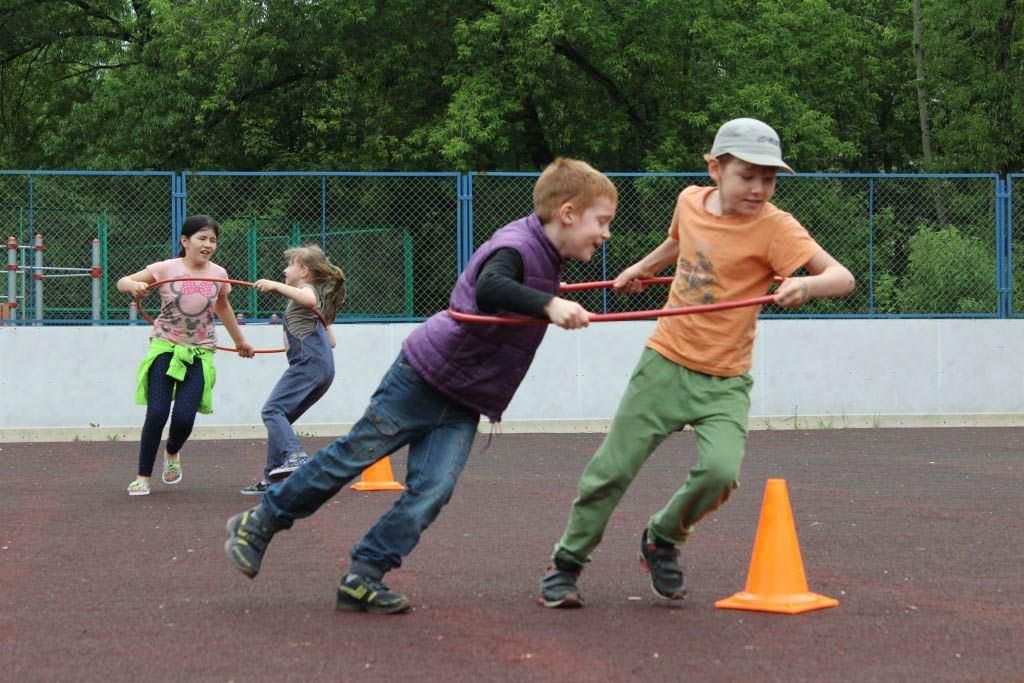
[540,118,855,608]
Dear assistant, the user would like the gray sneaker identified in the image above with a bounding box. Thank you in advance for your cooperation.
[539,558,584,608]
[268,450,310,481]
[224,506,281,578]
[639,528,686,600]
[240,480,270,496]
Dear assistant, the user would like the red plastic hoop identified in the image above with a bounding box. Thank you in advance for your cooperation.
[134,277,328,354]
[448,276,782,326]
[558,276,675,292]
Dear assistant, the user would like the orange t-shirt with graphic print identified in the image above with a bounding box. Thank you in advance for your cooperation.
[646,185,820,377]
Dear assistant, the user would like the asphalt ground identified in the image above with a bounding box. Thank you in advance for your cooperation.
[2,428,1022,682]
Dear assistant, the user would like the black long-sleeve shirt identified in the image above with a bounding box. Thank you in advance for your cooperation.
[474,248,554,318]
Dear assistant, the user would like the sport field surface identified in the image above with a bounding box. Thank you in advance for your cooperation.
[2,428,1022,682]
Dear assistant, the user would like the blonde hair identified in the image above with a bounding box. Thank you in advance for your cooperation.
[283,244,346,323]
[532,157,617,223]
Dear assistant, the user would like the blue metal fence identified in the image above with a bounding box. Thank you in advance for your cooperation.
[0,170,1017,324]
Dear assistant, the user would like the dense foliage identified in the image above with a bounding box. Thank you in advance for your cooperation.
[2,0,1022,173]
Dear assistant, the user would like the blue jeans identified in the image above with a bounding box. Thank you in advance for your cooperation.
[261,351,480,576]
[260,326,335,479]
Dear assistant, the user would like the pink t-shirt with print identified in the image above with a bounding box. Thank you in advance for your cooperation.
[145,258,232,349]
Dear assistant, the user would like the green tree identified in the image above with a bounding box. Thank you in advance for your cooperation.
[897,225,997,313]
[3,0,1021,175]
[918,1,1024,174]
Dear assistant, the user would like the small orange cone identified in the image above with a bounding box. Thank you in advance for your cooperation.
[715,478,838,614]
[350,456,405,491]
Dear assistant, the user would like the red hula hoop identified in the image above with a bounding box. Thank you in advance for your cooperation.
[134,276,328,354]
[558,276,676,292]
[447,276,783,326]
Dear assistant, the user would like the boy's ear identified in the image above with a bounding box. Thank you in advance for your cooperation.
[557,201,576,226]
[705,155,721,182]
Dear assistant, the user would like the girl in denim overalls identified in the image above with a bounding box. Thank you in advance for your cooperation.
[241,245,346,495]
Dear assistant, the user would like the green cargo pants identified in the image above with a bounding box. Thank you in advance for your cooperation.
[554,347,752,566]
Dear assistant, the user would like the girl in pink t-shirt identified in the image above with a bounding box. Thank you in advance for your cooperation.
[117,215,255,497]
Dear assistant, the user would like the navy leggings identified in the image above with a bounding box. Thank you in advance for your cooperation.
[137,352,205,477]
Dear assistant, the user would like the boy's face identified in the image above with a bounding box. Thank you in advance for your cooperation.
[708,157,778,216]
[558,195,615,262]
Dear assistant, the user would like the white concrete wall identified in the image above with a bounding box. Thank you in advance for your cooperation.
[2,319,1023,441]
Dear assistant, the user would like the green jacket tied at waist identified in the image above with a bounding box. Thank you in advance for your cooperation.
[135,338,217,414]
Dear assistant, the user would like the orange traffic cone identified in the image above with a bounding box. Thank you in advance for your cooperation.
[715,478,838,614]
[350,456,405,491]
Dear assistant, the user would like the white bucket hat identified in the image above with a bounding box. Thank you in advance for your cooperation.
[709,118,795,174]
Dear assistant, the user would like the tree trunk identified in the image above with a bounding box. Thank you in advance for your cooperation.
[912,0,948,225]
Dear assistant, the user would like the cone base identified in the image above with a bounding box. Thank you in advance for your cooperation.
[351,481,405,491]
[715,590,838,614]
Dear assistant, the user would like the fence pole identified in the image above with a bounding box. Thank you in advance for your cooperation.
[248,219,258,317]
[91,238,101,322]
[457,174,471,272]
[997,176,1011,317]
[5,235,17,320]
[403,230,414,316]
[321,175,327,250]
[33,233,43,323]
[868,178,876,314]
[99,211,109,320]
[173,174,186,257]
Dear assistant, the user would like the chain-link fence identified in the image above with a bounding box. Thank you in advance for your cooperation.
[0,170,1014,324]
[182,172,460,321]
[0,171,175,323]
[775,173,1000,316]
[470,172,1003,317]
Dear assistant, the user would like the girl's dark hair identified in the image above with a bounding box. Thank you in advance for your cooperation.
[283,244,347,323]
[178,215,220,257]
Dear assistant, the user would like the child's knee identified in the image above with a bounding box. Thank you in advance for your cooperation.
[144,406,171,426]
[578,467,633,502]
[701,460,741,495]
[260,404,279,422]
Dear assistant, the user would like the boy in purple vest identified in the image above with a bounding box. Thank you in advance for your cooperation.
[225,158,617,614]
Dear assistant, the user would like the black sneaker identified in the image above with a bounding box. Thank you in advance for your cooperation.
[639,528,686,600]
[224,506,280,579]
[268,450,310,481]
[336,573,411,614]
[539,558,584,608]
[240,480,270,496]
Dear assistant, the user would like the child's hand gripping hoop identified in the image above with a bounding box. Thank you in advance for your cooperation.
[447,276,783,326]
[134,277,329,353]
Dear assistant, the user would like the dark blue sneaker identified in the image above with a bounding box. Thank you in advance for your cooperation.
[539,557,584,608]
[640,528,686,600]
[336,573,411,614]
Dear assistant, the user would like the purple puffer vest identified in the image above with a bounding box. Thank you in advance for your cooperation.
[402,213,563,421]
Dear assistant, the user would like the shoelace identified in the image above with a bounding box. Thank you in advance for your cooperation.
[364,577,392,593]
